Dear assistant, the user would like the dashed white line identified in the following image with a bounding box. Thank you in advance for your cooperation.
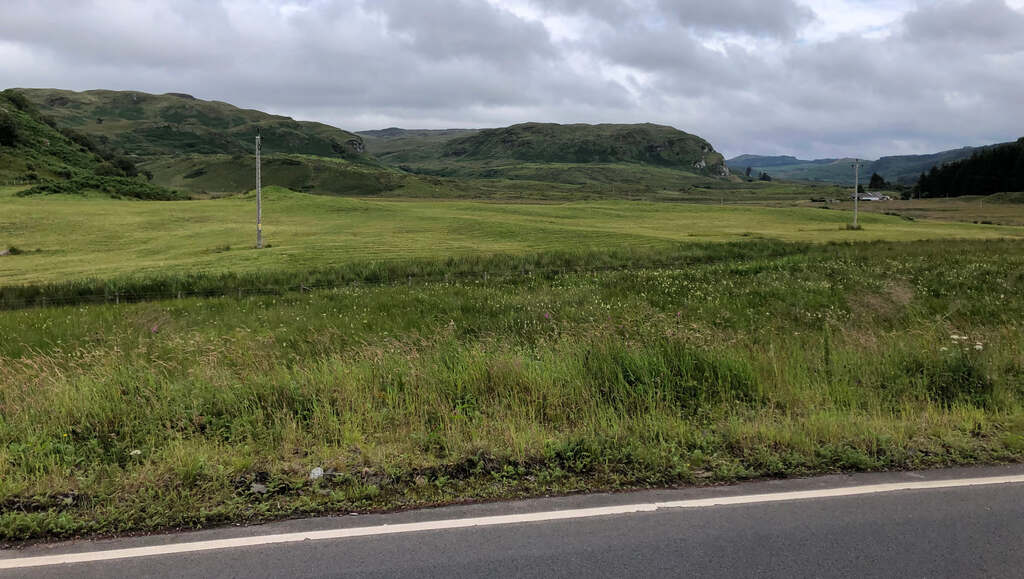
[2,474,1022,570]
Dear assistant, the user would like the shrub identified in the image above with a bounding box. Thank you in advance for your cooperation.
[0,111,17,146]
[94,162,123,177]
[18,175,187,201]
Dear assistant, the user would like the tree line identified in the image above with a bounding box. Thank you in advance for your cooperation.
[916,138,1024,198]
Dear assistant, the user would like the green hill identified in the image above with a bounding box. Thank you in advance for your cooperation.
[0,89,183,200]
[10,88,405,196]
[442,123,728,173]
[358,128,480,164]
[18,88,368,159]
[9,89,735,197]
[140,154,407,197]
[359,123,732,190]
[0,89,111,181]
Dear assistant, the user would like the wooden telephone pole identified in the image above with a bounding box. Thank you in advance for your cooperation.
[851,159,862,228]
[256,128,263,249]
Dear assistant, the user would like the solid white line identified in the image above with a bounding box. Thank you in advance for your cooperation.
[2,474,1022,570]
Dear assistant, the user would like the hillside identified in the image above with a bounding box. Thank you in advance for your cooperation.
[358,128,480,164]
[918,138,1024,197]
[9,89,735,197]
[10,88,405,196]
[0,89,184,199]
[727,145,998,185]
[441,123,729,174]
[0,89,111,181]
[140,154,407,197]
[18,88,369,159]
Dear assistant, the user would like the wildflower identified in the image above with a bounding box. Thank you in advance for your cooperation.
[129,449,142,456]
[544,312,551,320]
[940,347,948,351]
[974,344,983,351]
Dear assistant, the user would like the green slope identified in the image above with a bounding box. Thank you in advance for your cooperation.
[140,154,407,197]
[18,88,368,159]
[11,88,409,196]
[360,123,733,191]
[0,89,109,181]
[443,123,728,174]
[0,89,184,200]
[358,128,480,164]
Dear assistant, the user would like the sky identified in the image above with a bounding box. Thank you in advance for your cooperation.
[1,0,1022,159]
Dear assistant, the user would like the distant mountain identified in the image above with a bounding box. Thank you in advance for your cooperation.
[727,145,1005,185]
[727,154,837,169]
[18,88,369,159]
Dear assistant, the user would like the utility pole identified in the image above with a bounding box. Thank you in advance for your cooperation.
[851,158,861,228]
[256,128,263,249]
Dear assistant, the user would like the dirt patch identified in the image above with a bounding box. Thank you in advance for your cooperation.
[848,280,915,320]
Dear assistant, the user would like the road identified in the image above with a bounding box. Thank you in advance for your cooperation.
[3,465,1023,578]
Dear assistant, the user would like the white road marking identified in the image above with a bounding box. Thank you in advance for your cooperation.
[2,474,1022,570]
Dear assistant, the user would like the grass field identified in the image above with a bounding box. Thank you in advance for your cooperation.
[2,185,1023,543]
[2,186,1020,287]
[1,238,1022,541]
[830,196,1024,227]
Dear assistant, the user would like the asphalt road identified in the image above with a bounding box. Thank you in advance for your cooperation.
[3,465,1023,578]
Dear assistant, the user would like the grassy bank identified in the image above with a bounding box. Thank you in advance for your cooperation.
[1,239,1022,542]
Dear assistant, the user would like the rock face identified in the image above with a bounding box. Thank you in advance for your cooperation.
[441,122,729,175]
[346,138,365,153]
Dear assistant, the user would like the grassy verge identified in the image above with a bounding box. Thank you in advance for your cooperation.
[1,239,1022,542]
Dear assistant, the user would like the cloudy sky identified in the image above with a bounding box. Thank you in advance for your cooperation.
[1,0,1022,159]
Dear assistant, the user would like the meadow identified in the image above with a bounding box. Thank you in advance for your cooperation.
[1,238,1022,542]
[2,185,1018,288]
[1,186,1023,542]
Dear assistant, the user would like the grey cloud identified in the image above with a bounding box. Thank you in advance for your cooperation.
[0,0,1021,159]
[534,0,814,38]
[368,0,556,63]
[657,0,815,39]
[904,0,1024,50]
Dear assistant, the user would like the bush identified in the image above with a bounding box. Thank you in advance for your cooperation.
[0,111,17,147]
[1,89,34,113]
[94,162,123,177]
[112,156,138,178]
[18,176,187,201]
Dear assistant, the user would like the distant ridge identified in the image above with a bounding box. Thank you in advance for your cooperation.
[727,144,1009,185]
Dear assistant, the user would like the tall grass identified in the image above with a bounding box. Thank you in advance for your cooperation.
[0,239,1021,541]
